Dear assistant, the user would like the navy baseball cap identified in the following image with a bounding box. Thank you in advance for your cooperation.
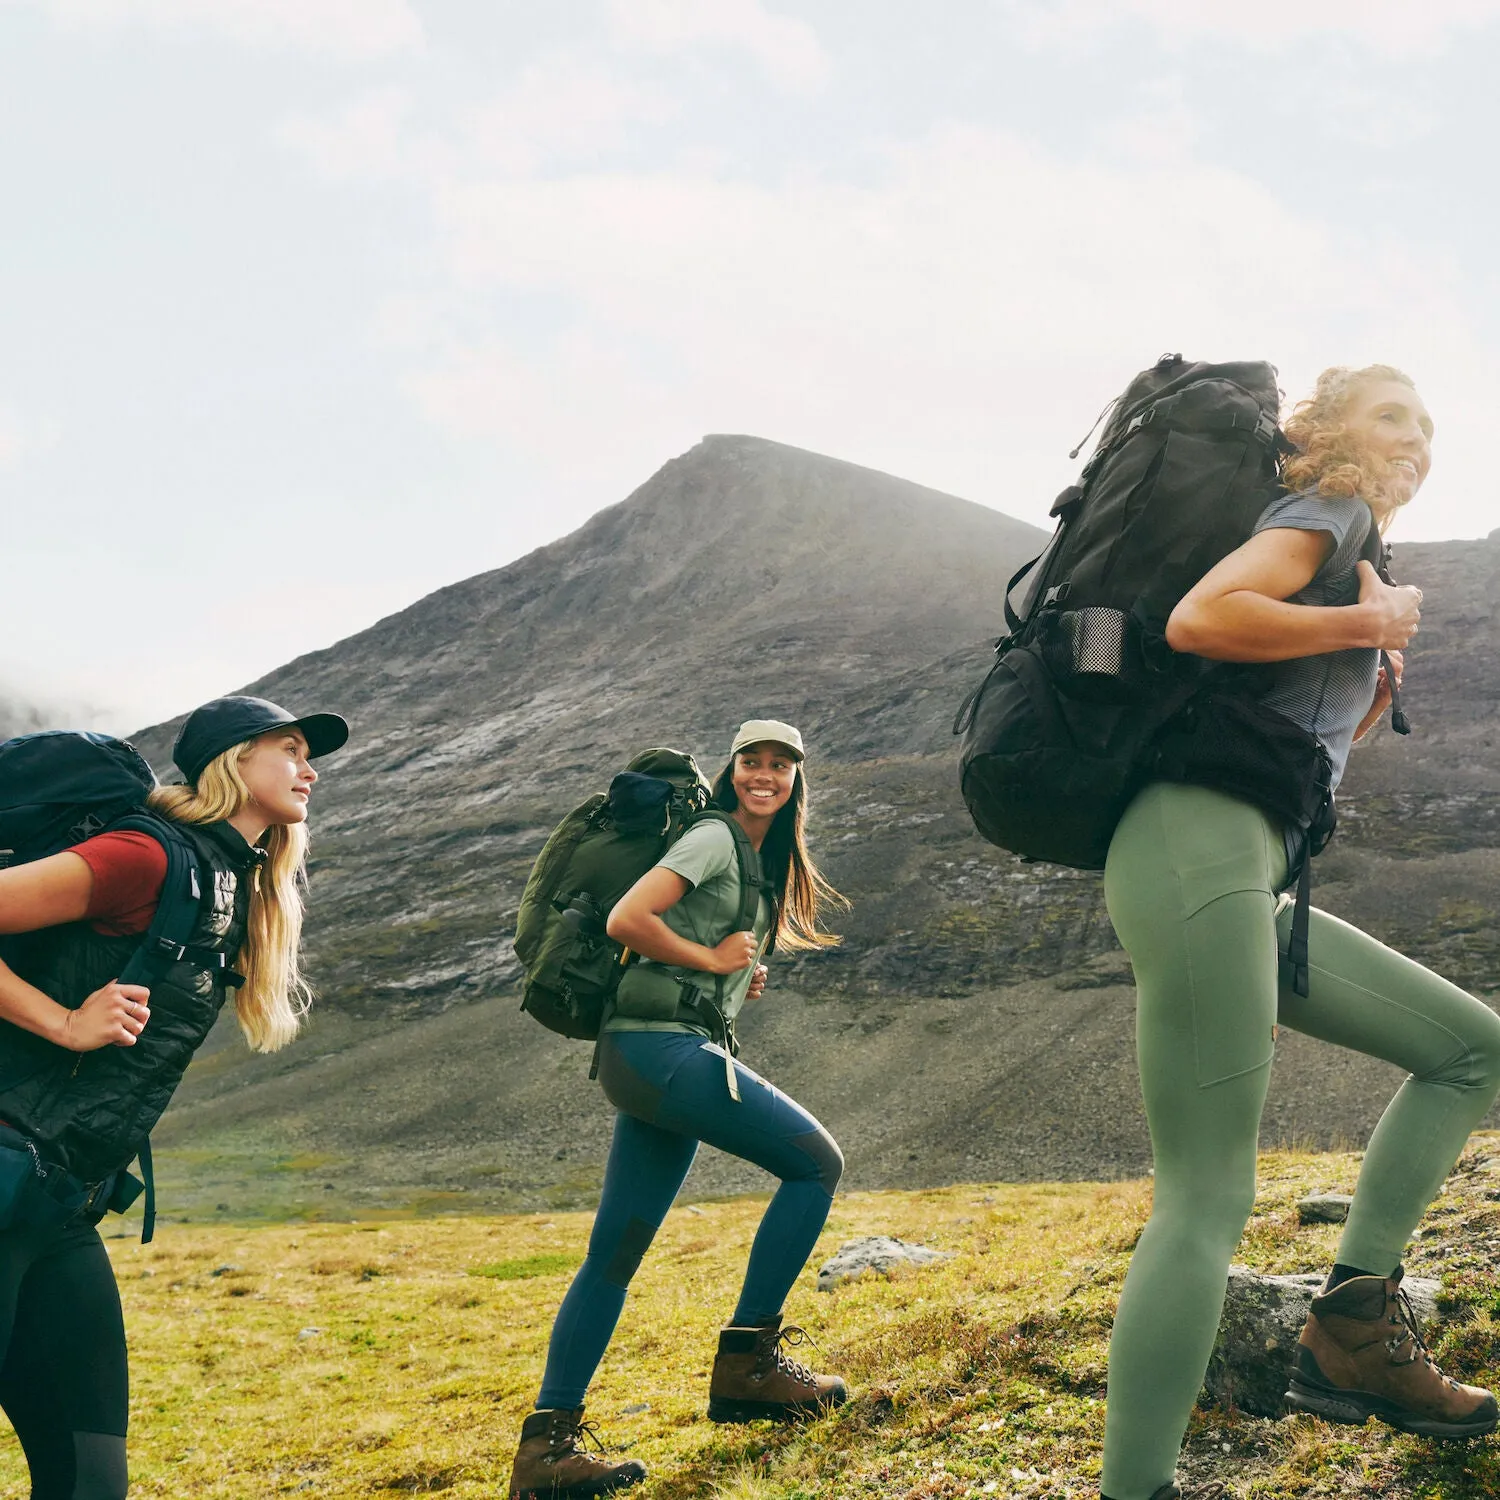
[173,696,349,784]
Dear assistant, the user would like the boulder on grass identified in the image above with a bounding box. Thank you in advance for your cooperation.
[1204,1266,1440,1418]
[1297,1193,1354,1225]
[817,1236,952,1292]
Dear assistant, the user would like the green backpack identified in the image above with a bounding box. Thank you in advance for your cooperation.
[514,748,763,1042]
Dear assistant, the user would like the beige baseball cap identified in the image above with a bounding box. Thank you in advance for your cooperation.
[730,718,805,761]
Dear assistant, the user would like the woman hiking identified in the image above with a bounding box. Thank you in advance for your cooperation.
[1099,366,1500,1500]
[0,694,346,1499]
[507,719,850,1500]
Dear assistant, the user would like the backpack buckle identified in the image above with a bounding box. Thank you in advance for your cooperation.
[1125,406,1157,436]
[1254,411,1279,445]
[154,937,187,962]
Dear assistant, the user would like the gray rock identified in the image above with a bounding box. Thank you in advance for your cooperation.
[817,1236,952,1292]
[1205,1267,1441,1418]
[1297,1193,1354,1224]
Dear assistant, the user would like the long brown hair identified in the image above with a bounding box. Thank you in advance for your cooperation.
[1281,363,1419,530]
[711,755,848,953]
[147,743,311,1052]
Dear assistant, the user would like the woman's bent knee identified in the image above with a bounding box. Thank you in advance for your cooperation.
[792,1128,843,1194]
[70,1431,128,1500]
[1427,998,1500,1095]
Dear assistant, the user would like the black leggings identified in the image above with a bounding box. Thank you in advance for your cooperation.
[0,1218,128,1500]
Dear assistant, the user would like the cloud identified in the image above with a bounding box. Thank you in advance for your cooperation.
[278,57,675,185]
[466,54,677,174]
[277,87,439,182]
[25,0,424,59]
[606,0,828,90]
[998,0,1500,54]
[0,405,62,469]
[407,123,1498,543]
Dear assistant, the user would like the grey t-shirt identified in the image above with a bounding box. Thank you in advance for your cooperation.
[1252,490,1380,794]
[1251,491,1380,872]
[602,819,771,1038]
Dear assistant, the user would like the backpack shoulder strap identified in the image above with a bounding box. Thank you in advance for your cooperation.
[106,813,215,989]
[692,810,766,938]
[1354,507,1411,737]
[93,810,209,1246]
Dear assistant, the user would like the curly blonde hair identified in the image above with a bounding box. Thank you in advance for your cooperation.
[1281,364,1420,528]
[147,744,311,1052]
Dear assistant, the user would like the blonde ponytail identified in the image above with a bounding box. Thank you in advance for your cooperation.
[147,744,310,1052]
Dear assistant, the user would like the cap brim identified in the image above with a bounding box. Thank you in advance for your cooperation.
[731,737,803,761]
[285,712,349,760]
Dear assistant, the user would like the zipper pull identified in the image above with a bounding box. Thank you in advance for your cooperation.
[1068,392,1122,460]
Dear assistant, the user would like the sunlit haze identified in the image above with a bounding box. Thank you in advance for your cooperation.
[4,0,1498,730]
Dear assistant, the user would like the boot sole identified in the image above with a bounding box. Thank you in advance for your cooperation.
[707,1394,844,1424]
[1286,1378,1499,1439]
[512,1477,645,1500]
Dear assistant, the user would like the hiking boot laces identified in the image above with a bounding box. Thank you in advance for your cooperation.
[1386,1285,1462,1388]
[768,1325,820,1386]
[551,1412,608,1458]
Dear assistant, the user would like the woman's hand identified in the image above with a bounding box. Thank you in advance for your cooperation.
[746,963,768,1002]
[707,931,758,975]
[60,981,151,1051]
[1355,650,1405,741]
[1355,562,1423,650]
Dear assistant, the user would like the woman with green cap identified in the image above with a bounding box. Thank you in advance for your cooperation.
[507,719,850,1500]
[0,694,345,1499]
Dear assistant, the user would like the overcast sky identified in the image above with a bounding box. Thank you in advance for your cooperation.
[5,0,1499,732]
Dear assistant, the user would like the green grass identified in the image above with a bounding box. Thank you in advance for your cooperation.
[4,1135,1499,1497]
[468,1252,578,1281]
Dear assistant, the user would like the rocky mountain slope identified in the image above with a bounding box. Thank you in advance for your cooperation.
[123,436,1500,1215]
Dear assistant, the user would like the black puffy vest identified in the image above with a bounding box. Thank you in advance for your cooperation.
[0,821,259,1182]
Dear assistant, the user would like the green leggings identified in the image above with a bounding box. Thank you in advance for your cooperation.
[1101,782,1500,1500]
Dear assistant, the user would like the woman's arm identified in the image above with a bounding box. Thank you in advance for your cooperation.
[606,867,758,976]
[0,852,151,1049]
[1166,529,1423,663]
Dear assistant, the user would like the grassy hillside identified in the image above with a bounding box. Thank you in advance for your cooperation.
[17,1136,1500,1498]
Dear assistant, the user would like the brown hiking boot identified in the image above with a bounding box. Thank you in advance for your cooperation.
[1285,1268,1499,1438]
[707,1315,848,1422]
[507,1408,646,1499]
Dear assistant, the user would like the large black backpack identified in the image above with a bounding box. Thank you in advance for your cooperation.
[954,354,1408,993]
[0,731,210,1239]
[514,748,764,1046]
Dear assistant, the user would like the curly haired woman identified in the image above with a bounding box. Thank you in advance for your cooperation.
[1099,367,1500,1500]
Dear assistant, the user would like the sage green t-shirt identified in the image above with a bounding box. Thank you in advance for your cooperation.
[602,819,771,1037]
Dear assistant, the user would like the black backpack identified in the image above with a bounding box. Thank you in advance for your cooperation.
[514,748,764,1047]
[954,354,1408,994]
[0,731,211,1239]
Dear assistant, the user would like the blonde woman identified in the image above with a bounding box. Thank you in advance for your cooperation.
[0,695,345,1499]
[1098,368,1500,1500]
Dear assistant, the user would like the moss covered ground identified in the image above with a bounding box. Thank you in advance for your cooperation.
[5,1137,1500,1498]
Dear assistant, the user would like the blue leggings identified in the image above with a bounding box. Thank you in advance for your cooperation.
[536,1029,843,1411]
